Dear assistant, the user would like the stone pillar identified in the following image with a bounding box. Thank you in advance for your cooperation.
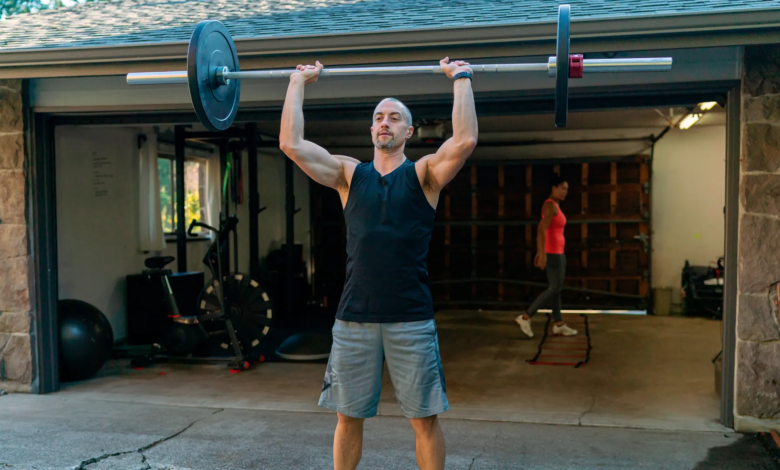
[0,79,32,393]
[736,45,780,431]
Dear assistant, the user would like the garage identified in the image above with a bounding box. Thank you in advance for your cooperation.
[3,0,779,442]
[32,46,734,434]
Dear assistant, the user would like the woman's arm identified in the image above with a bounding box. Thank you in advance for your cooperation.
[534,200,558,269]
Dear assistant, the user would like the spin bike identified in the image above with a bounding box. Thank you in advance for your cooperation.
[131,216,274,371]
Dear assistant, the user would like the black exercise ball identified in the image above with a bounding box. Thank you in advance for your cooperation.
[58,299,114,382]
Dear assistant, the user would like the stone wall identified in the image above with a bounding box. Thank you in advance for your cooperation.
[736,45,780,431]
[0,79,32,393]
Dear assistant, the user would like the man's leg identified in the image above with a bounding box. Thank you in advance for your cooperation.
[318,320,384,469]
[409,415,445,470]
[334,413,364,470]
[382,320,449,469]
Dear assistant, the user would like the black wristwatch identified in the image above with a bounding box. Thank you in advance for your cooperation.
[452,71,472,82]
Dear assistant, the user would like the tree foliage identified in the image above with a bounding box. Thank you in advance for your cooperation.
[1,0,101,19]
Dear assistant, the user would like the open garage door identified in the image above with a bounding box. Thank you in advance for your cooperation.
[427,157,651,311]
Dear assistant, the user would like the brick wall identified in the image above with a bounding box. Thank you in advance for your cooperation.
[0,79,32,393]
[736,45,780,431]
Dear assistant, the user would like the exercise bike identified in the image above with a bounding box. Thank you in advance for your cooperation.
[131,216,274,371]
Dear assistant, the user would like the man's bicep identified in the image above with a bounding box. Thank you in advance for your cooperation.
[425,138,475,189]
[429,159,466,190]
[282,141,347,189]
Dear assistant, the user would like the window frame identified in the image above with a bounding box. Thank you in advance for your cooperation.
[157,152,212,242]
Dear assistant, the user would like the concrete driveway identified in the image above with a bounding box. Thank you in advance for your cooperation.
[1,394,777,470]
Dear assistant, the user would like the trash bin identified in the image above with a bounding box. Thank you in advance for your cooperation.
[654,287,673,316]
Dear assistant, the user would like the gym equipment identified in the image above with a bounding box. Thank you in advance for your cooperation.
[198,272,274,361]
[527,313,591,368]
[131,216,274,371]
[275,330,332,361]
[126,4,673,130]
[681,258,724,319]
[187,21,241,132]
[126,270,204,345]
[58,299,114,382]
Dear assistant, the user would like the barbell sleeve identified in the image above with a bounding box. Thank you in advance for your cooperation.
[126,71,188,85]
[546,56,673,77]
[126,57,673,86]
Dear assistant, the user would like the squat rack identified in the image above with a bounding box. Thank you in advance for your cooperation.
[170,124,298,327]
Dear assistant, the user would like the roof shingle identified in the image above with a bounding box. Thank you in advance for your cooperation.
[2,0,780,51]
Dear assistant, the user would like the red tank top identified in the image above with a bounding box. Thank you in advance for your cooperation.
[543,199,566,254]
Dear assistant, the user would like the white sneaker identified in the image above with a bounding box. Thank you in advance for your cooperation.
[515,315,534,338]
[553,324,578,336]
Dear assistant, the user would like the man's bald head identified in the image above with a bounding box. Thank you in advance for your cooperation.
[374,98,413,126]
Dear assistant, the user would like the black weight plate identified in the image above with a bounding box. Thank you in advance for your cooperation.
[197,273,273,354]
[187,21,240,132]
[555,4,570,128]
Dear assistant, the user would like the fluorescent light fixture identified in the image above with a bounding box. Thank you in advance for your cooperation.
[699,101,718,111]
[537,309,647,315]
[679,113,702,130]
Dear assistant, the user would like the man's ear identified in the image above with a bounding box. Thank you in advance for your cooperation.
[407,126,414,139]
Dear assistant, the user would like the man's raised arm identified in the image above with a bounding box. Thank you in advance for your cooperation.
[279,62,355,191]
[421,58,479,191]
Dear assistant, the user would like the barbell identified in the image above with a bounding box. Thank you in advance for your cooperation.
[126,5,673,131]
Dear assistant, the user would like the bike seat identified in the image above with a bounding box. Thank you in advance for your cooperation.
[145,256,175,270]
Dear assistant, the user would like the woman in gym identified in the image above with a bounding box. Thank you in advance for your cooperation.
[515,175,578,338]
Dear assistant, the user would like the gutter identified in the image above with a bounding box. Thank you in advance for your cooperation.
[2,7,780,78]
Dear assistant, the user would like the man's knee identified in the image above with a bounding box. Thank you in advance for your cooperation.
[409,415,439,436]
[337,413,365,428]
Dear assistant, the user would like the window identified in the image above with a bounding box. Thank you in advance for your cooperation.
[158,156,208,236]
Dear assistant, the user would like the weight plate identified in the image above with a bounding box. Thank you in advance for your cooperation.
[198,273,273,356]
[555,4,570,128]
[187,21,240,132]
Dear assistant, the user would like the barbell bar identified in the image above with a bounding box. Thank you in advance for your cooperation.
[127,58,673,85]
[126,5,673,131]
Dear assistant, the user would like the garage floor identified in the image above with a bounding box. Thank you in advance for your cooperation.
[60,312,726,433]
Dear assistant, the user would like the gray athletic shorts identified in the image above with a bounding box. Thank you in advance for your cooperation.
[318,319,448,419]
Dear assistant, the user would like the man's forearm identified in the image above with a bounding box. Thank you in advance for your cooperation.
[451,79,478,145]
[280,77,306,148]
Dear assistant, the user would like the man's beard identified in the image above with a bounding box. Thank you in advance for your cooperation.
[375,134,396,149]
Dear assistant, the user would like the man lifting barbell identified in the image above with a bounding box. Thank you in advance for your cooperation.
[279,57,478,470]
[121,5,677,468]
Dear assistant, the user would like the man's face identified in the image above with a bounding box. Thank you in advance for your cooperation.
[371,102,413,150]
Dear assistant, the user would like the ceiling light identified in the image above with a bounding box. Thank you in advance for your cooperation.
[699,101,718,111]
[417,121,446,141]
[679,113,702,130]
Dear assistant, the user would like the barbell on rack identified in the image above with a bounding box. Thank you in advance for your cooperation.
[126,5,673,131]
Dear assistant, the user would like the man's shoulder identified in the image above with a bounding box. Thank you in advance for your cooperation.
[413,157,432,184]
[333,155,362,167]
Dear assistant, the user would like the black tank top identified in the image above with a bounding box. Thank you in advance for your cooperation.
[336,159,436,323]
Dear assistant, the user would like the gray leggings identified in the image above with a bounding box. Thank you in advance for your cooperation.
[527,254,566,322]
